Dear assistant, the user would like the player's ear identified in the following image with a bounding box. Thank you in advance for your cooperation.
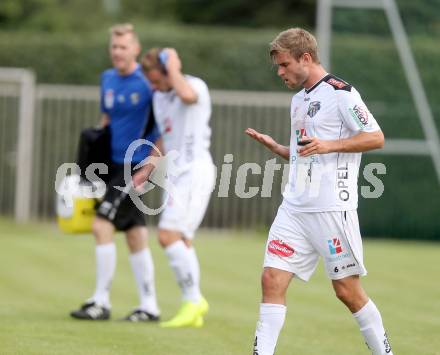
[302,53,313,64]
[134,42,141,57]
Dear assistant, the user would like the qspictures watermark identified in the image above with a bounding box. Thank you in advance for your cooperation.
[55,139,387,216]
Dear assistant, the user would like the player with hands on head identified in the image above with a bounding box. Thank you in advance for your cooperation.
[135,47,215,328]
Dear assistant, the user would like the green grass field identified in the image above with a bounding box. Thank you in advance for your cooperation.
[0,218,439,355]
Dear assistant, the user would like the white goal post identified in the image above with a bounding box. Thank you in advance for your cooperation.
[316,0,440,184]
[0,68,35,222]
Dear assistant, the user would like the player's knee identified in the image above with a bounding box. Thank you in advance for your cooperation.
[334,284,359,309]
[92,218,100,234]
[158,231,175,248]
[158,233,168,248]
[158,230,182,248]
[333,276,367,310]
[92,218,113,243]
[92,218,106,238]
[334,285,351,303]
[261,269,283,294]
[125,233,146,252]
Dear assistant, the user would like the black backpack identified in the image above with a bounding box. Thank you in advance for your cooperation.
[76,126,112,183]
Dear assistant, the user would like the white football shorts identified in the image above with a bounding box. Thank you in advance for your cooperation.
[159,161,216,239]
[263,203,367,281]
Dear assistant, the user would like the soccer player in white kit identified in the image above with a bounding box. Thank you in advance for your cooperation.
[246,28,393,354]
[134,48,215,328]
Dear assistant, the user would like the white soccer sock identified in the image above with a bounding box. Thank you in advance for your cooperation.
[187,246,201,299]
[92,243,116,308]
[165,240,200,303]
[254,303,287,355]
[353,299,393,355]
[129,248,160,316]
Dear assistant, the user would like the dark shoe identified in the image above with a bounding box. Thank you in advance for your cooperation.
[70,301,110,320]
[121,309,160,322]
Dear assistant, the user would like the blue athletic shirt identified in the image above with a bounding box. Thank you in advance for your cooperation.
[100,64,159,164]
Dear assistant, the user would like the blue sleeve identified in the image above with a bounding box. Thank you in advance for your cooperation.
[147,120,161,144]
[100,72,108,114]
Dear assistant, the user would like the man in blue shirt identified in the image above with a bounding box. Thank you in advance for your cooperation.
[70,24,161,322]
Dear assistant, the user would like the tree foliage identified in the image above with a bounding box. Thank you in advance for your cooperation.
[0,0,107,31]
[171,0,316,28]
[1,0,438,35]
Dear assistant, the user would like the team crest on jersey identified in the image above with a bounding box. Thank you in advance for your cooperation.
[307,101,321,118]
[328,238,343,255]
[104,89,114,109]
[130,92,140,105]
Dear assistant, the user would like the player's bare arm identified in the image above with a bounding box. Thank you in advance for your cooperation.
[164,48,198,104]
[299,130,384,157]
[245,127,290,161]
[100,113,110,127]
[132,137,163,188]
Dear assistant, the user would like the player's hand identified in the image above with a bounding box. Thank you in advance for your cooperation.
[245,128,279,153]
[132,156,159,190]
[298,136,333,156]
[132,168,150,191]
[163,48,182,73]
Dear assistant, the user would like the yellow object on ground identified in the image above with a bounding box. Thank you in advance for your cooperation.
[160,297,209,328]
[56,175,102,234]
[57,197,96,233]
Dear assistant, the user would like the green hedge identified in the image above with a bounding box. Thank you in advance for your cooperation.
[0,25,438,94]
[2,25,438,135]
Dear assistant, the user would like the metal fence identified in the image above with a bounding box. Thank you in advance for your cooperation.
[0,83,19,217]
[1,77,294,228]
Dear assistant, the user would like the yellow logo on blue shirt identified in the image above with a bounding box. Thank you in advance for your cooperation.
[104,89,114,109]
[130,92,140,105]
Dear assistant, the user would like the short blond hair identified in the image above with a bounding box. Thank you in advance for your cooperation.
[270,28,319,63]
[109,23,140,44]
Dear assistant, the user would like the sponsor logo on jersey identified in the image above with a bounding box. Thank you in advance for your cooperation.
[130,92,140,105]
[341,263,356,271]
[349,105,369,127]
[326,252,350,263]
[164,117,172,133]
[97,201,112,216]
[327,238,343,255]
[337,162,350,201]
[327,77,346,89]
[268,239,294,257]
[307,101,321,118]
[104,89,114,109]
[325,75,352,91]
[295,128,307,143]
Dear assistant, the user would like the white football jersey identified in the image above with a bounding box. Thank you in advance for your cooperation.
[153,75,213,169]
[283,74,381,212]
